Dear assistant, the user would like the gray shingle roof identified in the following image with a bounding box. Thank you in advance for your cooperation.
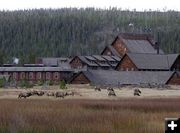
[101,55,116,62]
[77,70,175,86]
[40,57,70,67]
[111,56,121,61]
[93,55,106,61]
[126,53,179,70]
[71,55,120,68]
[0,67,73,72]
[122,39,161,54]
[78,56,99,67]
[85,56,96,61]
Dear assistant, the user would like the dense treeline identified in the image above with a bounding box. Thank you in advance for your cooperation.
[0,8,180,64]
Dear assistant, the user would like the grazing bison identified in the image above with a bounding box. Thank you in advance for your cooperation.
[94,86,101,91]
[108,90,116,96]
[31,90,39,95]
[18,92,32,99]
[55,92,65,98]
[46,92,55,96]
[107,87,114,92]
[65,91,74,96]
[134,88,141,96]
[37,91,45,96]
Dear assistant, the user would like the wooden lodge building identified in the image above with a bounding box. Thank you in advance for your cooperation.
[69,70,180,85]
[69,55,121,70]
[0,67,74,83]
[101,33,164,57]
[0,33,179,86]
[116,53,180,71]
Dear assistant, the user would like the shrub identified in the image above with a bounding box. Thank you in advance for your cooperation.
[46,80,53,86]
[37,80,44,86]
[59,80,67,89]
[19,79,33,88]
[0,77,6,88]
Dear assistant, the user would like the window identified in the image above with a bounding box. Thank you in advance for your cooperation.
[53,72,59,80]
[20,72,25,79]
[46,72,51,80]
[13,72,17,80]
[29,72,34,80]
[36,72,42,80]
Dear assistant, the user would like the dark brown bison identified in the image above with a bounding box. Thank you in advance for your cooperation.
[64,91,75,96]
[107,87,114,92]
[55,92,65,98]
[18,92,32,99]
[134,88,141,96]
[108,90,116,96]
[37,91,45,96]
[46,92,55,96]
[94,86,101,91]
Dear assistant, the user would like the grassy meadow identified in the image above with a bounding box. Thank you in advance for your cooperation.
[0,98,180,133]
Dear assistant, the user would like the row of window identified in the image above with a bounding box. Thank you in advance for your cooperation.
[12,72,60,80]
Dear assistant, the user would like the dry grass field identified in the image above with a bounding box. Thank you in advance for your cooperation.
[0,99,180,133]
[0,84,180,133]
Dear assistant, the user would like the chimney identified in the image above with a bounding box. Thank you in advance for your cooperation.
[155,42,160,54]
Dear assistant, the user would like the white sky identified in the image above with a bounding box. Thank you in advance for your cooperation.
[0,0,180,11]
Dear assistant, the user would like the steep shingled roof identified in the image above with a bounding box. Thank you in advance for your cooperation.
[118,33,164,54]
[0,67,73,72]
[126,53,179,70]
[70,55,120,68]
[70,70,175,86]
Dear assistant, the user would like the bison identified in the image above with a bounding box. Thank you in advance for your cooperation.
[108,90,116,96]
[46,92,55,96]
[134,88,141,96]
[18,92,32,99]
[55,92,65,98]
[107,87,114,92]
[94,86,101,91]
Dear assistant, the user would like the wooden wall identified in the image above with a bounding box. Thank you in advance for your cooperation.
[112,38,127,57]
[70,57,84,69]
[70,73,90,84]
[167,73,180,85]
[2,71,73,83]
[116,55,138,71]
[171,56,180,71]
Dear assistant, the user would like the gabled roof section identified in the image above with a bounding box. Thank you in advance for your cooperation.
[92,55,106,61]
[101,55,116,62]
[78,56,99,67]
[113,33,164,54]
[126,53,179,70]
[72,70,174,86]
[101,45,121,57]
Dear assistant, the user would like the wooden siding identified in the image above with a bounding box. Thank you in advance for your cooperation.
[2,71,73,83]
[70,57,84,69]
[70,73,90,84]
[112,38,127,57]
[116,55,138,71]
[167,73,180,85]
[171,56,180,71]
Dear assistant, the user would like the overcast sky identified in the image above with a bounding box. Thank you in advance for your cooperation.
[0,0,180,11]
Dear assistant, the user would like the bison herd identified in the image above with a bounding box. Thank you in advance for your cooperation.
[94,86,142,97]
[18,87,142,99]
[18,90,75,99]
